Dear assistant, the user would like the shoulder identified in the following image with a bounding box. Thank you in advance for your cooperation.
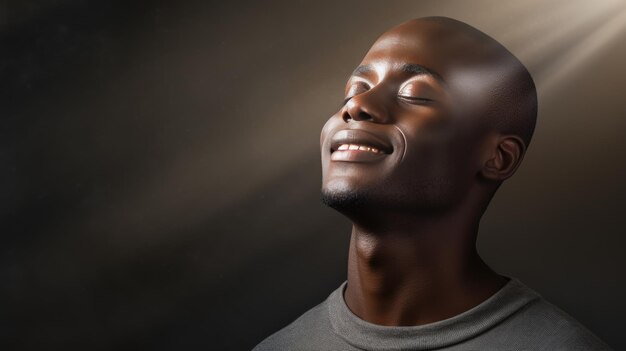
[498,292,613,350]
[252,299,333,351]
[530,298,612,350]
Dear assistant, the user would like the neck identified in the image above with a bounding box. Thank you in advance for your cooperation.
[343,208,507,326]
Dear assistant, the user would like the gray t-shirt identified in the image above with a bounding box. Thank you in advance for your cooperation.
[253,277,612,350]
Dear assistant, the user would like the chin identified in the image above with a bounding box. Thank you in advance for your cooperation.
[321,176,461,217]
[320,179,374,212]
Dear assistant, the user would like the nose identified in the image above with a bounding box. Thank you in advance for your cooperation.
[342,90,389,124]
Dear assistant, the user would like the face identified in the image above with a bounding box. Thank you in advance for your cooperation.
[320,20,491,215]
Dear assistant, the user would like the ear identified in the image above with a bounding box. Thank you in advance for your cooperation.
[480,134,526,181]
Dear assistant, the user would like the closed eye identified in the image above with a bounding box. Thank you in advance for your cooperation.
[398,95,435,104]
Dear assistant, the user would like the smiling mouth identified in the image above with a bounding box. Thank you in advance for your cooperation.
[330,130,393,153]
[333,143,386,154]
[330,143,391,162]
[328,129,394,162]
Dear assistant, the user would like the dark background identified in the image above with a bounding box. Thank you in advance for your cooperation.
[2,0,625,350]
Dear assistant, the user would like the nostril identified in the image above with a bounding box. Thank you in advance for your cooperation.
[342,111,352,123]
[343,111,374,123]
[357,111,372,121]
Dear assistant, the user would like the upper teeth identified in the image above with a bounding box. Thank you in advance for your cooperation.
[337,144,383,154]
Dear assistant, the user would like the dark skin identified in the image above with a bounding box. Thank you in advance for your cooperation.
[320,17,532,326]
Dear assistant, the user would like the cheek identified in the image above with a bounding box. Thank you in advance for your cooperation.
[397,111,453,158]
[396,117,474,181]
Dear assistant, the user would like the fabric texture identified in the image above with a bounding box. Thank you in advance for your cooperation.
[253,277,612,351]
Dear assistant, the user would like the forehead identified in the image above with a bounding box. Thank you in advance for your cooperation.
[359,23,473,80]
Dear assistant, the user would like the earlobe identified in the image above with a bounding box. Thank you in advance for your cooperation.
[481,135,526,181]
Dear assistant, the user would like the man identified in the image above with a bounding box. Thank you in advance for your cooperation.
[253,16,612,351]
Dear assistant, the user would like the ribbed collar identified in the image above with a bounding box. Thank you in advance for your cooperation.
[328,277,540,350]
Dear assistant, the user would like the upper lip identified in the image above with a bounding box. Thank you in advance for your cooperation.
[330,129,393,154]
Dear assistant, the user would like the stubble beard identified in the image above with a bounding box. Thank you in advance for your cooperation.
[320,176,460,217]
[320,186,373,213]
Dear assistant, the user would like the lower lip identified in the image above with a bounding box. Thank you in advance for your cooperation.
[330,150,388,162]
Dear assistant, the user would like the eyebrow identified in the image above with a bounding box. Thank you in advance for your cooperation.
[351,63,445,84]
